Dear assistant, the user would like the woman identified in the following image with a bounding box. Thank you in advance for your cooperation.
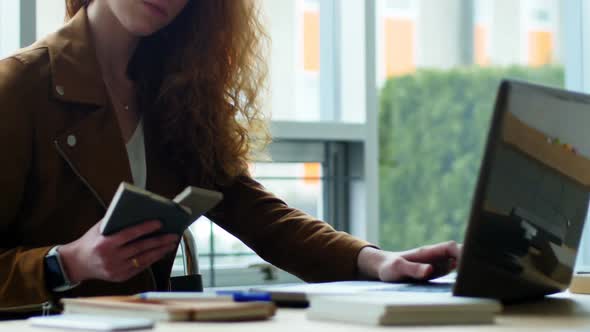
[0,0,459,314]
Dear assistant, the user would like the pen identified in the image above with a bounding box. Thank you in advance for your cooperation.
[136,292,231,301]
[135,291,271,302]
[216,291,272,302]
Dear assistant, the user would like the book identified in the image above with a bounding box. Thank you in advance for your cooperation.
[29,314,155,331]
[306,293,502,326]
[100,182,223,236]
[61,296,276,322]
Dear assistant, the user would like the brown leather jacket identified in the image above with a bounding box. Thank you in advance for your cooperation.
[0,8,373,312]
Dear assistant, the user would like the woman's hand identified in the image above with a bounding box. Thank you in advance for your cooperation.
[357,241,461,282]
[59,220,180,284]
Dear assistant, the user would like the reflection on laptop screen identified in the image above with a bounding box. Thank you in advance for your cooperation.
[454,80,590,302]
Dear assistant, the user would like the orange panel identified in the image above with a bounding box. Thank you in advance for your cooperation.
[528,31,554,67]
[304,11,320,72]
[384,17,415,78]
[303,162,321,185]
[474,25,489,66]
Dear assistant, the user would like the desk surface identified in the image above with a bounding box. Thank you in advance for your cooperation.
[4,292,590,332]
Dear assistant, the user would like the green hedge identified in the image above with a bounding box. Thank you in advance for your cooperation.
[378,65,564,251]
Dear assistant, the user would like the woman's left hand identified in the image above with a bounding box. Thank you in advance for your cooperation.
[357,241,462,282]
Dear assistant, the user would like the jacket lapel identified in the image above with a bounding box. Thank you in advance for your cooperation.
[54,106,133,209]
[43,7,108,106]
[42,8,133,209]
[44,7,186,208]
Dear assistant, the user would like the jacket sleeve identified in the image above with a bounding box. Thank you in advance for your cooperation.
[0,57,54,309]
[210,175,377,282]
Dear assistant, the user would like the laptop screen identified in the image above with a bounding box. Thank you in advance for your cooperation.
[454,80,590,302]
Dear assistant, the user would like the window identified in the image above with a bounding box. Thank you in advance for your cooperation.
[260,0,321,121]
[0,2,20,58]
[261,0,368,124]
[524,0,560,67]
[36,0,65,39]
[376,0,565,251]
[303,0,320,73]
[474,0,492,66]
[173,141,357,287]
[177,160,325,287]
[378,0,417,80]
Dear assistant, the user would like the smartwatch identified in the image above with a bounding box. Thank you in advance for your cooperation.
[44,246,79,292]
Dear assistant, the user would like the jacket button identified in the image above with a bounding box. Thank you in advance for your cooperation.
[56,85,65,96]
[67,135,77,147]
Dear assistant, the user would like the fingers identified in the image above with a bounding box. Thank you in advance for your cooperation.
[428,259,456,279]
[380,257,433,281]
[401,241,461,263]
[119,234,179,259]
[77,219,180,283]
[120,243,178,279]
[136,243,178,268]
[104,242,178,282]
[106,220,162,247]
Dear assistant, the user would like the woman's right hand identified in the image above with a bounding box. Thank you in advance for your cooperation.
[58,220,179,284]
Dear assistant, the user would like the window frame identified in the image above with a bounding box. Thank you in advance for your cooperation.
[172,139,365,287]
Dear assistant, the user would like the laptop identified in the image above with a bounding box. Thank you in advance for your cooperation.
[253,80,590,305]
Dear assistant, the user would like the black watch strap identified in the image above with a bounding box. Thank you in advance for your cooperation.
[44,246,79,292]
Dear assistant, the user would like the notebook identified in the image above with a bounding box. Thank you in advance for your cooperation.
[100,182,222,236]
[29,314,155,331]
[61,296,276,322]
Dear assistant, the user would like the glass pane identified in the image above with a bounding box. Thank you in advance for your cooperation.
[253,162,324,218]
[339,0,367,123]
[0,1,20,58]
[190,162,324,272]
[190,217,260,269]
[260,0,321,121]
[377,0,565,251]
[36,0,65,39]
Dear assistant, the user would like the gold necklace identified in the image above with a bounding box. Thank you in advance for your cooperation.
[104,79,134,112]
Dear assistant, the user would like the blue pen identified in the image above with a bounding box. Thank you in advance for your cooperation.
[215,291,272,302]
[136,292,231,300]
[135,291,271,302]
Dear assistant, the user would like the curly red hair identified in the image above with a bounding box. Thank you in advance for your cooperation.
[66,0,270,188]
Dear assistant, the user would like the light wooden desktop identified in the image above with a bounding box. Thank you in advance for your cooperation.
[3,292,590,332]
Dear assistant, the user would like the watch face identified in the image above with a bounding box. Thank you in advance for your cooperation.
[44,254,66,290]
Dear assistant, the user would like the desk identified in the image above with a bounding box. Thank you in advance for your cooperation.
[3,292,590,331]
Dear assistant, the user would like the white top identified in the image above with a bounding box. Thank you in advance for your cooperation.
[125,120,147,189]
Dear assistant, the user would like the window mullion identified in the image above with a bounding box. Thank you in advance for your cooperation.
[362,0,379,244]
[20,0,35,48]
[563,0,584,92]
[319,0,341,121]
